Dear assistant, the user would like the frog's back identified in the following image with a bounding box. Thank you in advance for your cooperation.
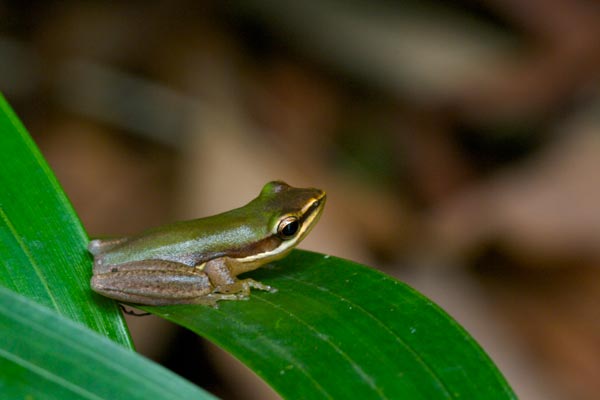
[91,209,269,267]
[88,220,191,256]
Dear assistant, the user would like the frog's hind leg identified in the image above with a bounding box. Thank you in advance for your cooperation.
[91,260,213,306]
[88,237,129,256]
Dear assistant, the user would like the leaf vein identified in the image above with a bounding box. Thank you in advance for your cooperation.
[0,347,104,400]
[200,307,335,400]
[0,206,60,311]
[254,294,388,399]
[284,275,455,398]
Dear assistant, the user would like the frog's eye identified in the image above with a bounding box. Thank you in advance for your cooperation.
[277,216,300,239]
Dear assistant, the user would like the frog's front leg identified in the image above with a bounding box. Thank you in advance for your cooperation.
[203,257,275,299]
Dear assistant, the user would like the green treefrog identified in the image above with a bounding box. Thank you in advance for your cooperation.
[89,181,326,306]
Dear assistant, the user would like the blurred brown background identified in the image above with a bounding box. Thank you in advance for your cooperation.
[2,1,600,399]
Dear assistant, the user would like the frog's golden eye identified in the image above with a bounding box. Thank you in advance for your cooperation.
[277,216,300,239]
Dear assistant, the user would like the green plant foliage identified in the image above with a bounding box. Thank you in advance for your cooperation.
[0,94,131,346]
[148,251,517,399]
[0,93,516,399]
[0,286,216,400]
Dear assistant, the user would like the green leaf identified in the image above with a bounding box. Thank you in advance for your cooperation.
[0,93,515,398]
[0,285,216,400]
[0,93,132,346]
[148,251,516,400]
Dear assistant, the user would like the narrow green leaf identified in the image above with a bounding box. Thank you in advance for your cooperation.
[0,93,131,346]
[0,286,216,400]
[148,251,516,400]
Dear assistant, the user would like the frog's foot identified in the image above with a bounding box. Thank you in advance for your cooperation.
[197,292,246,308]
[214,278,277,297]
[119,304,151,317]
[244,278,277,293]
[199,280,276,308]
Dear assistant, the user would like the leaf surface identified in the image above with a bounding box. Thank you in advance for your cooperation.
[148,251,517,400]
[0,286,216,400]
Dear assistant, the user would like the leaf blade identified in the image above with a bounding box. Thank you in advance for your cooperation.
[149,251,516,400]
[0,93,131,346]
[0,286,216,400]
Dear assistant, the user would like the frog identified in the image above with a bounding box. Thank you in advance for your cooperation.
[89,181,326,306]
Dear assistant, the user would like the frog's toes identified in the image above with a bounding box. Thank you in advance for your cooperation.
[248,280,276,293]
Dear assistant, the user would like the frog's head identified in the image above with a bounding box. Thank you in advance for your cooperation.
[260,181,326,245]
[237,181,325,267]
